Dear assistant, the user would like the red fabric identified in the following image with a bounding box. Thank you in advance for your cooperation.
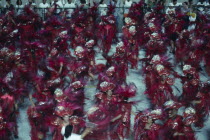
[115,83,136,98]
[70,116,85,134]
[175,37,190,64]
[122,26,130,38]
[27,107,47,140]
[183,126,196,140]
[117,103,132,139]
[145,39,166,55]
[145,80,175,107]
[52,126,63,140]
[181,73,200,102]
[0,128,9,140]
[86,49,95,62]
[112,54,128,83]
[163,115,185,140]
[134,111,162,140]
[87,107,111,131]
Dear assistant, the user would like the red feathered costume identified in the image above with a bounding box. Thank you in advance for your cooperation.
[134,109,163,140]
[97,13,117,54]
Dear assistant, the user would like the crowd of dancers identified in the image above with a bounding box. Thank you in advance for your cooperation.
[0,1,210,140]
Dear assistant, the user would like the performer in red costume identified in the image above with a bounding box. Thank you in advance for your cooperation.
[70,46,94,81]
[64,80,85,116]
[205,37,210,76]
[163,100,184,140]
[126,26,139,69]
[85,81,123,140]
[27,106,46,140]
[122,16,139,70]
[85,39,96,78]
[95,81,117,109]
[45,46,68,82]
[145,32,167,56]
[134,109,163,140]
[69,116,85,134]
[69,12,86,49]
[148,64,175,107]
[28,92,55,140]
[51,102,74,140]
[0,12,17,46]
[186,35,205,68]
[84,106,111,140]
[97,66,117,89]
[191,81,210,128]
[85,39,96,64]
[164,12,185,54]
[0,49,29,102]
[182,107,197,140]
[143,55,162,90]
[143,55,176,107]
[175,29,191,66]
[84,6,98,41]
[17,6,41,42]
[97,9,117,54]
[123,17,137,39]
[0,94,18,139]
[51,30,72,56]
[179,64,200,103]
[114,83,137,140]
[0,105,11,140]
[107,41,129,84]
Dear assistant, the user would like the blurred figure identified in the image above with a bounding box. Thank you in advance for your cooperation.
[4,0,14,10]
[157,0,166,6]
[64,0,76,18]
[124,0,133,15]
[51,0,64,8]
[64,0,76,7]
[188,0,194,7]
[25,0,37,11]
[93,0,100,4]
[147,0,156,10]
[187,7,197,31]
[51,0,64,16]
[74,0,81,6]
[26,0,37,7]
[80,0,87,5]
[166,0,182,14]
[181,2,189,14]
[104,0,117,5]
[206,0,210,16]
[116,0,123,7]
[16,0,24,8]
[207,0,210,5]
[166,3,175,14]
[207,129,210,140]
[39,0,50,19]
[80,0,89,9]
[99,0,108,16]
[170,0,182,6]
[39,0,50,8]
[180,2,190,30]
[16,0,24,14]
[197,0,209,14]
